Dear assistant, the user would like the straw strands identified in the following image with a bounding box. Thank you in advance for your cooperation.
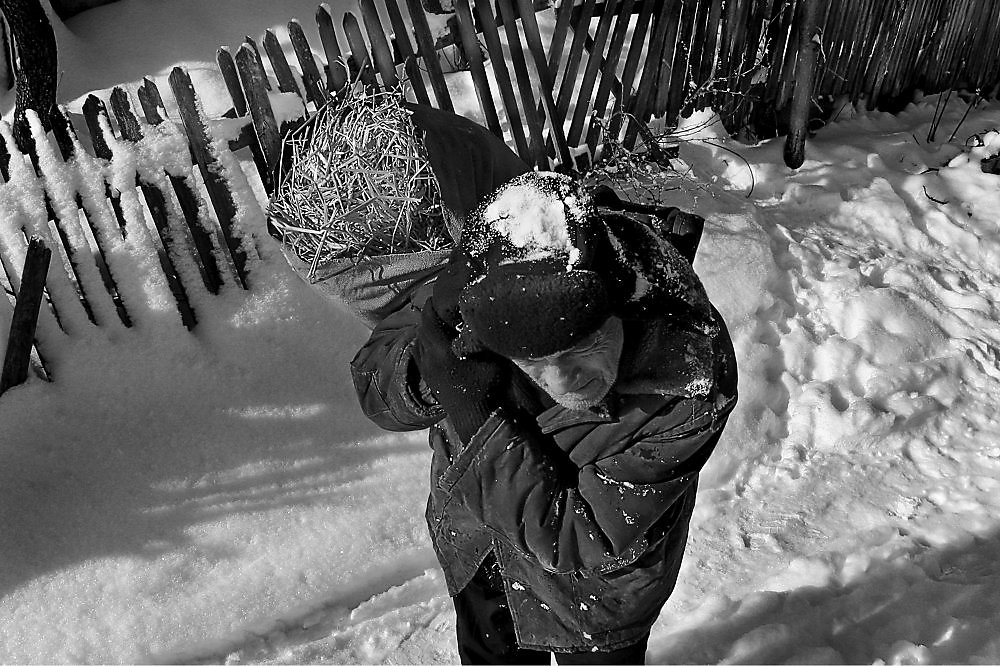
[268,86,452,277]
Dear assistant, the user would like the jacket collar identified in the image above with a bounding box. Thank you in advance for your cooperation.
[536,397,619,433]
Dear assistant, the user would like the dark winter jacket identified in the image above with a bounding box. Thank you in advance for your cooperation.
[351,293,737,652]
[348,103,738,652]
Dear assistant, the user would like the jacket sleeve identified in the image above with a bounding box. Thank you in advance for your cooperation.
[437,400,732,574]
[350,297,444,432]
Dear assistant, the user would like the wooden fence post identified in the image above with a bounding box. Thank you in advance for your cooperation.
[108,87,199,330]
[168,66,250,288]
[784,0,819,169]
[137,77,226,295]
[1,236,50,395]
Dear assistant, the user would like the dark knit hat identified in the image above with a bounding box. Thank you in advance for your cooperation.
[458,259,612,358]
[451,172,621,359]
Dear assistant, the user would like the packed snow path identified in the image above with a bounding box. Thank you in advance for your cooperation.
[3,97,1000,664]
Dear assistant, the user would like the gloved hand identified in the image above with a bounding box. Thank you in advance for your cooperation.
[415,299,506,444]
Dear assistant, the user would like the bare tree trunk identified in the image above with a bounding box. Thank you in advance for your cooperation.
[1,0,58,153]
[783,0,819,169]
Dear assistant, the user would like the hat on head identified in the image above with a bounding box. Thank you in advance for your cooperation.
[451,172,627,359]
[458,258,612,358]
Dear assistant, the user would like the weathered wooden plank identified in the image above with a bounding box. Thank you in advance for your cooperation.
[48,102,76,159]
[545,0,576,82]
[820,0,861,92]
[474,0,530,159]
[567,0,620,147]
[874,0,921,101]
[217,47,248,116]
[109,87,198,330]
[555,0,598,122]
[585,0,637,152]
[715,0,739,81]
[823,0,861,93]
[952,0,989,86]
[317,4,349,92]
[762,0,796,104]
[970,0,1000,88]
[941,0,975,86]
[135,78,224,295]
[494,0,548,166]
[858,0,898,99]
[809,0,835,98]
[216,49,273,187]
[686,0,713,98]
[699,0,724,86]
[235,43,282,192]
[242,36,273,92]
[775,0,803,106]
[723,0,752,105]
[858,0,901,106]
[168,66,249,288]
[287,19,327,107]
[906,0,950,88]
[928,0,970,86]
[82,95,129,241]
[137,76,168,123]
[863,0,908,108]
[0,236,50,395]
[513,0,572,167]
[659,0,686,119]
[360,0,399,90]
[34,110,98,327]
[454,0,503,138]
[50,105,132,325]
[384,0,431,105]
[404,0,454,110]
[262,29,302,98]
[624,0,673,144]
[916,0,954,87]
[90,92,199,327]
[343,11,380,90]
[82,95,114,161]
[840,0,882,98]
[603,0,655,149]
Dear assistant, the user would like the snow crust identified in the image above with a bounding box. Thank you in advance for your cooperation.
[3,3,1000,664]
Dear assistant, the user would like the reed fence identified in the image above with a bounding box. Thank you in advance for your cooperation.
[1,0,999,387]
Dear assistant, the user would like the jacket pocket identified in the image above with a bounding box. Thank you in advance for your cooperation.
[436,413,505,493]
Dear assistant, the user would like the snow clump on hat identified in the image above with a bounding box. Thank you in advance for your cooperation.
[455,172,620,359]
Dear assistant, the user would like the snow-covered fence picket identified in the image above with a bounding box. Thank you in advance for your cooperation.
[0,236,49,395]
[0,73,258,383]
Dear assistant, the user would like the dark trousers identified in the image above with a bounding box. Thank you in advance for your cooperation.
[453,555,649,665]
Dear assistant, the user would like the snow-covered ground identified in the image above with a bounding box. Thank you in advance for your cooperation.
[3,2,1000,663]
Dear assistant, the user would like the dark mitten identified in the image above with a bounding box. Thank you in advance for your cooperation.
[415,302,506,444]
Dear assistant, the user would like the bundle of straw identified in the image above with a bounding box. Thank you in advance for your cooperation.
[268,86,453,279]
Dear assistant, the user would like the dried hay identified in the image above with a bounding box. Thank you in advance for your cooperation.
[268,86,454,279]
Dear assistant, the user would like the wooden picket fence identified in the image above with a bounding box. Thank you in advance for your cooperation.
[207,0,1000,172]
[0,70,257,388]
[3,0,1000,387]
